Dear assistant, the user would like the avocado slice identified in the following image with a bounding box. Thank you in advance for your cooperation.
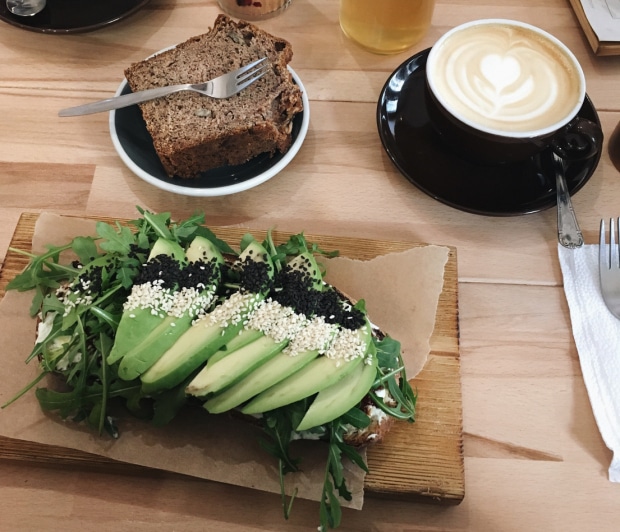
[205,249,321,373]
[201,250,327,412]
[296,343,378,431]
[139,240,274,395]
[208,328,264,366]
[186,335,288,397]
[140,317,248,395]
[107,238,186,365]
[286,252,323,291]
[116,236,224,380]
[150,237,187,263]
[240,354,363,415]
[240,320,372,415]
[203,347,320,414]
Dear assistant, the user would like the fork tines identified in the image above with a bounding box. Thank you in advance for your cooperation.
[235,58,269,91]
[599,218,620,319]
[600,218,620,270]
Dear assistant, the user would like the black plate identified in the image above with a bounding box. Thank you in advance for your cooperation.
[377,49,603,216]
[0,0,149,34]
[110,68,309,197]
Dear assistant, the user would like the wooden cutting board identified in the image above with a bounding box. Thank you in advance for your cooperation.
[0,212,464,504]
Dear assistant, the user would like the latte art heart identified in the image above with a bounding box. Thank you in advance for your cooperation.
[479,54,521,92]
[428,23,582,134]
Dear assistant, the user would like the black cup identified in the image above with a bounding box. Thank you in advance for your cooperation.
[425,83,603,165]
[425,19,603,166]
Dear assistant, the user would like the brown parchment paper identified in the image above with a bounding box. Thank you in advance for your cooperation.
[0,213,449,509]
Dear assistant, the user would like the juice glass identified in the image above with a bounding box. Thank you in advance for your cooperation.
[340,0,436,54]
[218,0,292,20]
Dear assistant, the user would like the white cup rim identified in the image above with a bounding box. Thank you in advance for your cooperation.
[426,19,586,139]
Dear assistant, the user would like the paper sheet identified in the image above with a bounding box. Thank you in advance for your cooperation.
[0,213,449,509]
[580,0,620,41]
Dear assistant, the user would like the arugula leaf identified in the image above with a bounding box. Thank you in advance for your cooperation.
[151,373,199,427]
[194,225,236,255]
[259,403,303,474]
[141,210,173,240]
[6,243,78,295]
[263,231,339,276]
[317,420,364,531]
[239,233,257,254]
[72,236,99,265]
[340,407,370,429]
[96,221,135,255]
[371,336,417,422]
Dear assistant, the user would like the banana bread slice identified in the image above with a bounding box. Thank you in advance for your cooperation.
[124,15,304,179]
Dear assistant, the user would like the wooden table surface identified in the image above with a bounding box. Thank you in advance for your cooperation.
[1,0,620,530]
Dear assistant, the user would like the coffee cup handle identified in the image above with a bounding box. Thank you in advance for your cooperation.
[551,117,603,162]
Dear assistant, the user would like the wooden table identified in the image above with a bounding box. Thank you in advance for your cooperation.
[1,0,619,529]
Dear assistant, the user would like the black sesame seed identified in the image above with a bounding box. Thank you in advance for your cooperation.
[178,259,219,290]
[75,265,104,295]
[239,257,272,293]
[266,265,365,329]
[134,255,184,289]
[270,267,318,315]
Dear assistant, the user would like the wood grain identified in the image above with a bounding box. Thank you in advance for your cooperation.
[0,212,464,504]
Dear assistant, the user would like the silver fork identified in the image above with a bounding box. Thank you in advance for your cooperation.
[58,57,269,117]
[599,218,620,319]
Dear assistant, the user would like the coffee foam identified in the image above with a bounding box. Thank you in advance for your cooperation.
[428,22,583,134]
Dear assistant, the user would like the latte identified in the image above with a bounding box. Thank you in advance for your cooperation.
[427,21,584,136]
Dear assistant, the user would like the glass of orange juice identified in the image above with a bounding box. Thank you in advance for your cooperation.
[339,0,436,54]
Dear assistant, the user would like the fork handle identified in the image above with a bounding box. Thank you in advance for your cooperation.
[58,83,191,117]
[554,154,584,248]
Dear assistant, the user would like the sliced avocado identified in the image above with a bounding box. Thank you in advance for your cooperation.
[240,354,363,415]
[203,251,325,411]
[238,238,275,278]
[149,238,186,262]
[184,235,223,264]
[117,312,194,380]
[296,345,378,431]
[139,240,274,395]
[186,335,288,397]
[240,321,372,415]
[208,328,264,366]
[140,316,247,395]
[286,251,323,290]
[116,236,223,380]
[107,238,186,365]
[203,348,320,414]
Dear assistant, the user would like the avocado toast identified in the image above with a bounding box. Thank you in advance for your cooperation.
[3,209,416,530]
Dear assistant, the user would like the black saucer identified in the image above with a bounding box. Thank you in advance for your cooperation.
[377,49,603,216]
[0,0,149,34]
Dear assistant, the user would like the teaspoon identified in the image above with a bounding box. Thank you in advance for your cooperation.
[6,0,46,16]
[553,151,584,248]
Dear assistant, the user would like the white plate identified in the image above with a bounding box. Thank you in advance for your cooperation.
[109,66,309,197]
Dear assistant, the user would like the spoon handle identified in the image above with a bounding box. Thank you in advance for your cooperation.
[554,152,584,249]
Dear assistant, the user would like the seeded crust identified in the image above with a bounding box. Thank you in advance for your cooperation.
[124,15,304,179]
[342,391,396,447]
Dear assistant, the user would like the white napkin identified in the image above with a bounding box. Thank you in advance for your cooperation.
[558,244,620,482]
